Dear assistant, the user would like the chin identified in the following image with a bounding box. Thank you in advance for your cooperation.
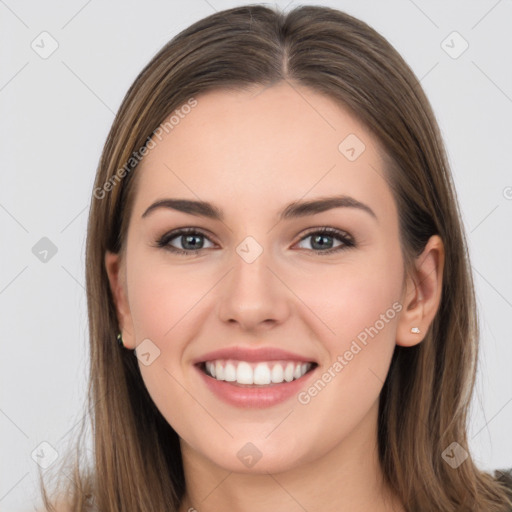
[211,449,305,475]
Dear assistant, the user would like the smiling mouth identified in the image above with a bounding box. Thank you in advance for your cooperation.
[197,359,318,387]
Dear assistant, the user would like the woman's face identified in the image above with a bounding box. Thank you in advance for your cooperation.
[106,81,423,474]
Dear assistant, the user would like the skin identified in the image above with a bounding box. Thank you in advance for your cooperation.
[105,81,444,512]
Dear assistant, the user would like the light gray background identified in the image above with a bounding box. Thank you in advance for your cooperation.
[1,0,511,510]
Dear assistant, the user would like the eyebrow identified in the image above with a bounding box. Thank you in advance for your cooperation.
[141,195,377,223]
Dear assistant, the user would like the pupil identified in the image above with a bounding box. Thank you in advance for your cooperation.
[183,234,203,250]
[313,234,333,250]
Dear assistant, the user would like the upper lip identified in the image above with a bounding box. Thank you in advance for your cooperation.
[193,346,318,364]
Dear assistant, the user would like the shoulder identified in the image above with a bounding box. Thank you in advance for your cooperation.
[494,467,512,509]
[495,467,512,488]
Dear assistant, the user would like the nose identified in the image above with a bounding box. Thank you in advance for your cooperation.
[217,241,291,332]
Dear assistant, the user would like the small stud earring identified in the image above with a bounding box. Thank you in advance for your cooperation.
[411,327,421,334]
[117,332,124,347]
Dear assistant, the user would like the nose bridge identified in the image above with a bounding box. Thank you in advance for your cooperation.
[230,234,275,299]
[217,233,290,328]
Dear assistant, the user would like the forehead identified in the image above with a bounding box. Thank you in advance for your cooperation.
[132,82,395,223]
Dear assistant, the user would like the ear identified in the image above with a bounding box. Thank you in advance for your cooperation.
[396,234,445,347]
[105,250,136,349]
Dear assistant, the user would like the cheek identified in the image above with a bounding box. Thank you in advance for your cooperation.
[125,257,204,431]
[126,252,207,342]
[289,248,402,409]
[125,254,212,404]
[290,247,403,352]
[290,262,402,454]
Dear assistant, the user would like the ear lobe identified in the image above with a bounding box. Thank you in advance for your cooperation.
[396,235,445,347]
[105,250,135,349]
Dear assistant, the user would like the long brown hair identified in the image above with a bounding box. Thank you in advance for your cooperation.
[39,4,512,511]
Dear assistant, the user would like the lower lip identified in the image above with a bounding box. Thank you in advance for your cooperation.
[195,364,318,408]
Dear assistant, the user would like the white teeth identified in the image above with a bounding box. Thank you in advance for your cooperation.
[224,362,236,381]
[271,363,284,383]
[253,363,271,385]
[215,361,224,380]
[203,359,313,385]
[206,361,216,378]
[236,362,253,384]
[284,362,294,382]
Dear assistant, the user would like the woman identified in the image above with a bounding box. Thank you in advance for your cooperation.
[39,4,512,511]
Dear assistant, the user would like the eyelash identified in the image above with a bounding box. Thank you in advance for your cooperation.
[154,227,356,256]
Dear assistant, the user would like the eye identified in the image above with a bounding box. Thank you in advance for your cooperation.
[155,226,355,256]
[155,228,216,256]
[294,227,355,255]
